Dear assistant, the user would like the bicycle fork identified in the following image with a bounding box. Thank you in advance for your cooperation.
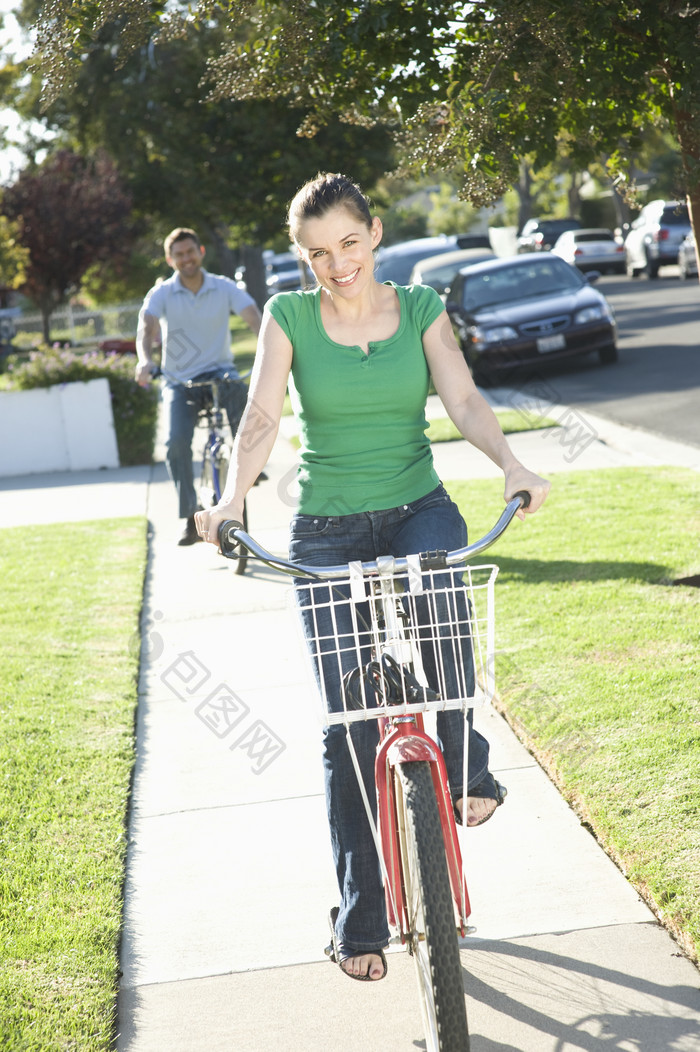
[375,716,472,941]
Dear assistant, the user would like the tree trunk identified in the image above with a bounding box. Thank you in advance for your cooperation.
[516,159,533,233]
[206,223,238,279]
[673,107,700,283]
[41,305,51,345]
[239,244,267,310]
[568,170,582,218]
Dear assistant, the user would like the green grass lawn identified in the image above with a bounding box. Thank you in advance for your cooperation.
[449,465,700,961]
[426,409,558,443]
[0,518,147,1051]
[288,409,558,450]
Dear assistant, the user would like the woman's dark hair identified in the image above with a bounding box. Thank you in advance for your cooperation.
[288,173,373,243]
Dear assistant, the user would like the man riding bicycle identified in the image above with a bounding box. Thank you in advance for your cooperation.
[135,227,262,545]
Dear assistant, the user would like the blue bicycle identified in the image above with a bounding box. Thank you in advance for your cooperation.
[159,368,256,574]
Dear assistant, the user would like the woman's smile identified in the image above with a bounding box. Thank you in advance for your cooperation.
[332,268,360,287]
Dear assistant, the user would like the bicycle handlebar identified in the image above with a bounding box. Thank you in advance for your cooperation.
[217,491,531,580]
[154,367,246,388]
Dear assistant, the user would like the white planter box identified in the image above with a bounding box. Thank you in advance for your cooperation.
[0,378,120,477]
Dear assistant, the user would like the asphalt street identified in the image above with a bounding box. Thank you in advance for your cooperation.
[515,271,700,448]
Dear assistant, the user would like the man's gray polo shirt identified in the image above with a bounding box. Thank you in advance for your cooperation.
[141,270,256,382]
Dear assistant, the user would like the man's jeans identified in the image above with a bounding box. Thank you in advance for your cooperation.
[289,485,492,952]
[162,367,248,518]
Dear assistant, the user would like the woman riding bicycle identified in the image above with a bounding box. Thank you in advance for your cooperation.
[196,173,550,982]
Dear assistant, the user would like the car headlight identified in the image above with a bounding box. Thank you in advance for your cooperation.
[574,305,611,325]
[469,324,518,345]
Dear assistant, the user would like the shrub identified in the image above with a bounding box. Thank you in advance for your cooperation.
[4,346,159,466]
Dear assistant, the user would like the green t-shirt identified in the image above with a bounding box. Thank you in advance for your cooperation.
[267,282,444,515]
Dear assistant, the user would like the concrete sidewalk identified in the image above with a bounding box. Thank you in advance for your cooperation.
[3,399,699,1050]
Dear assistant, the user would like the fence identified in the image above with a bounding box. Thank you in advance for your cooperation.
[14,301,142,347]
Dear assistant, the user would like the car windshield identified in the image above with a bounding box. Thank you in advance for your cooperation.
[461,259,581,311]
[576,232,614,242]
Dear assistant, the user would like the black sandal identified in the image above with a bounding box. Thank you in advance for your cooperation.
[455,779,508,827]
[325,907,388,982]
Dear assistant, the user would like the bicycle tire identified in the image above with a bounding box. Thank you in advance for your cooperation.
[198,442,231,509]
[396,761,470,1052]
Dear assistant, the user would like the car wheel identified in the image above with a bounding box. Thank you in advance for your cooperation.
[463,350,491,387]
[599,344,618,365]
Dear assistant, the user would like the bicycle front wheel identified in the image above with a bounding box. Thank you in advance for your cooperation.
[396,761,469,1052]
[198,442,231,509]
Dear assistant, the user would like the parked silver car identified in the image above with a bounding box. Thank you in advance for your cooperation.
[552,228,626,275]
[624,199,691,278]
[677,232,698,280]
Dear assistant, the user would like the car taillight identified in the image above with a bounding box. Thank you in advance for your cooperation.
[535,233,544,246]
[574,248,583,257]
[653,228,670,242]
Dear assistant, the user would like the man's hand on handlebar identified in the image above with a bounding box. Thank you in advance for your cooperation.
[135,362,156,387]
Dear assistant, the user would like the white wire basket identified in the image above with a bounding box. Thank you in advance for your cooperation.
[294,561,499,727]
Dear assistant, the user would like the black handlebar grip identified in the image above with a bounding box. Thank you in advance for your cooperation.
[513,490,532,509]
[218,519,245,554]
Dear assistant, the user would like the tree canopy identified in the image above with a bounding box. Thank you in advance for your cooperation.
[29,0,700,236]
[10,2,393,302]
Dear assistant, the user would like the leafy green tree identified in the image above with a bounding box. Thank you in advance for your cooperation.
[27,1,700,262]
[2,149,133,341]
[206,2,700,221]
[0,213,29,301]
[425,183,479,237]
[16,3,393,305]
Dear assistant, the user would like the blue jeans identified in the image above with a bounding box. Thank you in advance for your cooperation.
[289,485,494,952]
[162,367,248,518]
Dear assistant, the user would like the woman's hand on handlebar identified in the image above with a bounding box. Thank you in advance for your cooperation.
[504,465,551,520]
[195,502,243,546]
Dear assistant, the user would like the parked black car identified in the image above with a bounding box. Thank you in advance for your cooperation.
[445,253,617,385]
[516,217,582,253]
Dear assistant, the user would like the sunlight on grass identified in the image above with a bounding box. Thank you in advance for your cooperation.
[0,518,147,1050]
[448,466,700,961]
[427,409,558,443]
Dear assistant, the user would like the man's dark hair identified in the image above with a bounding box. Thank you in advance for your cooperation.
[164,227,201,257]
